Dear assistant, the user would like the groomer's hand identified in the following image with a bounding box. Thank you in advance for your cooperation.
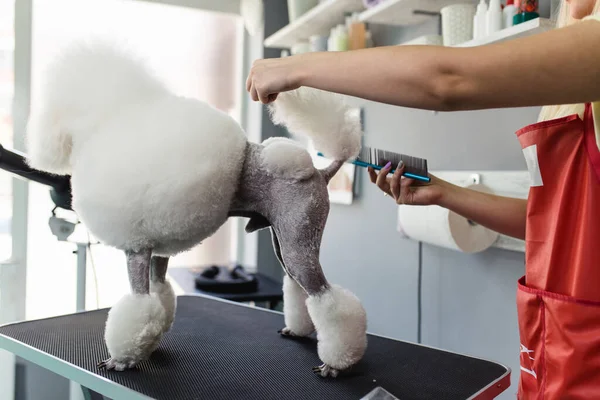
[246,55,305,104]
[368,162,448,206]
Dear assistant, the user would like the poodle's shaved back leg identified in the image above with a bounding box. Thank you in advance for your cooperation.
[150,256,169,284]
[97,248,156,371]
[126,249,152,294]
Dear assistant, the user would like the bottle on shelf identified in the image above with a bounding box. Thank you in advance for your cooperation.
[365,30,373,48]
[348,12,367,50]
[309,34,328,52]
[513,0,539,25]
[503,0,517,29]
[487,0,503,34]
[473,0,488,40]
[337,24,349,51]
[327,26,337,51]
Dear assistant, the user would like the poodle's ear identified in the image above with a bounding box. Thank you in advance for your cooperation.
[245,215,271,233]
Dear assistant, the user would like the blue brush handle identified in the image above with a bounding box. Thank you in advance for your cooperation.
[317,152,431,183]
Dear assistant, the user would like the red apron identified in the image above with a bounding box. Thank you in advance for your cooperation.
[515,103,600,399]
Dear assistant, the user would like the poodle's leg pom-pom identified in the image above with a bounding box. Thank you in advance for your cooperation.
[98,293,166,371]
[151,280,177,333]
[279,275,314,337]
[306,285,367,378]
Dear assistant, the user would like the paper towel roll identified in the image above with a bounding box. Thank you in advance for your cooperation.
[397,183,499,253]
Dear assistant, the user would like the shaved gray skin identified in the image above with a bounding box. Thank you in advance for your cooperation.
[126,249,152,294]
[150,256,169,284]
[229,142,343,295]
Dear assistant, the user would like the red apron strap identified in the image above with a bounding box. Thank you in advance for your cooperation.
[584,103,600,181]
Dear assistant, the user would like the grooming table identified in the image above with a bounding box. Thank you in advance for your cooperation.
[0,295,510,400]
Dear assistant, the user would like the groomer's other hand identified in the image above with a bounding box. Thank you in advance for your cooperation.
[246,55,305,104]
[368,162,447,206]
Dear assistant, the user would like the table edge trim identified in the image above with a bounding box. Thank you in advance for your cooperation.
[0,334,154,400]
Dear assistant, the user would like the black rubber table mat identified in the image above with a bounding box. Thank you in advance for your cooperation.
[0,295,507,400]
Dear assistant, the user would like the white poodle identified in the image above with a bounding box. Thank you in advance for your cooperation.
[25,39,367,378]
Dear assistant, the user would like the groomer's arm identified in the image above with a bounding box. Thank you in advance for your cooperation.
[438,182,527,240]
[372,164,527,240]
[247,20,600,111]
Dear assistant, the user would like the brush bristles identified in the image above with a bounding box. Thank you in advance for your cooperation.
[356,146,428,177]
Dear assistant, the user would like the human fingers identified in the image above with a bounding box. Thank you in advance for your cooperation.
[246,69,252,92]
[398,175,416,204]
[368,166,378,183]
[390,161,404,200]
[250,84,259,102]
[376,162,392,193]
[258,85,271,104]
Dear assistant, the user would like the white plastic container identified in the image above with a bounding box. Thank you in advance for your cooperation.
[441,3,476,46]
[309,34,328,52]
[337,24,349,51]
[473,0,488,40]
[503,0,517,29]
[327,27,337,51]
[365,31,373,48]
[486,0,503,34]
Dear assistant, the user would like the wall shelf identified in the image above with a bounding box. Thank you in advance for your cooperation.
[264,0,365,49]
[454,17,554,47]
[359,0,457,26]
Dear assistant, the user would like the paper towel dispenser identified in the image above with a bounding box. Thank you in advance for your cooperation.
[396,170,530,253]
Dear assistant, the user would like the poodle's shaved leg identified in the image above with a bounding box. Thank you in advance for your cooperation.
[98,249,167,371]
[127,249,151,293]
[151,256,168,283]
[150,256,176,332]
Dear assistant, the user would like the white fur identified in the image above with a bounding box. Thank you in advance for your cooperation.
[268,87,362,161]
[150,280,177,333]
[25,41,168,175]
[25,40,248,256]
[104,293,167,369]
[282,275,314,336]
[261,137,315,180]
[306,285,367,370]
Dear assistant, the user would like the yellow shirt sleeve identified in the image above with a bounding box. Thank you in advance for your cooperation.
[583,15,600,150]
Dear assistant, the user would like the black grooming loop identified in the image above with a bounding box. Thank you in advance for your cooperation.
[0,144,72,210]
[0,144,96,311]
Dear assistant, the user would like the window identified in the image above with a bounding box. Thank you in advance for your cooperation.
[27,0,245,318]
[0,0,14,263]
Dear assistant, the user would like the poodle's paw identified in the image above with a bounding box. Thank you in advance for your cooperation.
[306,285,368,371]
[97,357,139,371]
[312,363,339,378]
[282,275,314,337]
[103,293,167,369]
[278,327,304,337]
[150,280,177,333]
